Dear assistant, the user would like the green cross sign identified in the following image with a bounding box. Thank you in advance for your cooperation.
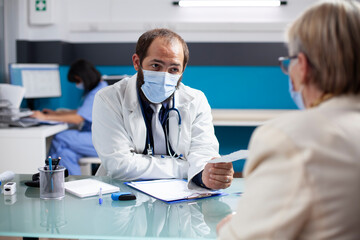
[36,0,47,11]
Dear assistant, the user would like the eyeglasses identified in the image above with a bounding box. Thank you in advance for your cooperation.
[278,55,298,75]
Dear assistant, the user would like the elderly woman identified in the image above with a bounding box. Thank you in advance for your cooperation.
[217,1,360,239]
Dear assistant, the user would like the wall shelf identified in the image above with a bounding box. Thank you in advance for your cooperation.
[212,109,296,126]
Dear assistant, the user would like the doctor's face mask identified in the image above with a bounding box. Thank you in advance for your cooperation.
[140,69,182,104]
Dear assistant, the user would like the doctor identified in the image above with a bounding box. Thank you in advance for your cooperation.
[92,28,233,189]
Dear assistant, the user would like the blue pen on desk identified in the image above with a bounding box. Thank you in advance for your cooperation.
[48,156,53,191]
[99,188,103,205]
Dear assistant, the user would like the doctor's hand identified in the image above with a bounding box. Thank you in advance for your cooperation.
[202,162,234,190]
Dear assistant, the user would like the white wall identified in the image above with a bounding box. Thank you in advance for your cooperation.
[0,0,5,82]
[4,0,315,73]
[12,0,315,42]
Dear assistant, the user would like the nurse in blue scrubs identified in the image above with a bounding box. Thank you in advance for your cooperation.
[30,59,108,175]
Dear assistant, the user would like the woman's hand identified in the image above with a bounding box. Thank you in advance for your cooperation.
[30,110,48,120]
[217,213,234,234]
[42,108,56,115]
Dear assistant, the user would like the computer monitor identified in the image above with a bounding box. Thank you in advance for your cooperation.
[102,74,130,85]
[8,63,61,99]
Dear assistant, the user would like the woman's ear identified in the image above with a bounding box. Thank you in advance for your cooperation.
[74,75,82,83]
[297,52,311,85]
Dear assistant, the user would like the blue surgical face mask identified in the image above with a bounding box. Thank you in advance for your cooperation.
[141,69,182,103]
[76,82,84,90]
[289,78,305,110]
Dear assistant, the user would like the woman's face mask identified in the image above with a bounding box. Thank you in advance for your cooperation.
[76,82,84,90]
[141,69,182,103]
[289,78,305,109]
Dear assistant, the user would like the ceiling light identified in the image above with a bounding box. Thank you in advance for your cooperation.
[173,0,287,7]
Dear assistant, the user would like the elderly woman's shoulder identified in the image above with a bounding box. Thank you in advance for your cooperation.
[261,108,327,136]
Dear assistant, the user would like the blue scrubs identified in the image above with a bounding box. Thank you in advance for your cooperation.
[49,81,108,175]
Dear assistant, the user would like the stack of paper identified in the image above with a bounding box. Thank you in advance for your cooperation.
[0,84,25,109]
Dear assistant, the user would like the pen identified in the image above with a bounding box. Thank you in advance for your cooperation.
[48,156,53,191]
[48,156,52,171]
[99,188,103,205]
[54,157,61,170]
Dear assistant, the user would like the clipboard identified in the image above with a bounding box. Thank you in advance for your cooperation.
[125,179,225,203]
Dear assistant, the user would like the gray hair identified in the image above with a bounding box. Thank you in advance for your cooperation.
[286,0,360,95]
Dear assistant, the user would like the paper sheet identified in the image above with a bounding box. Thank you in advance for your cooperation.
[0,84,25,108]
[208,150,249,163]
[126,179,222,203]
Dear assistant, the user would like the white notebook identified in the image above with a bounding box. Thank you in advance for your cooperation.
[64,179,120,198]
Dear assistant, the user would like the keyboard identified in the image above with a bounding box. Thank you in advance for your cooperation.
[10,117,40,127]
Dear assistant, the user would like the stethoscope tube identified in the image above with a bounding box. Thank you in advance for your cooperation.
[163,97,181,126]
[163,97,182,158]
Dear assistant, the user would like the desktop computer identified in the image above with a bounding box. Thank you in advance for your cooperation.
[8,63,62,109]
[4,63,62,127]
[9,63,62,98]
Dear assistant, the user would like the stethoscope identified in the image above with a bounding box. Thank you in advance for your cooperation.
[138,92,183,159]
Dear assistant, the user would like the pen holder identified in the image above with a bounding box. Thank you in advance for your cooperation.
[38,166,66,199]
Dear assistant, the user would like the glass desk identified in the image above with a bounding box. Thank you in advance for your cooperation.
[0,175,244,240]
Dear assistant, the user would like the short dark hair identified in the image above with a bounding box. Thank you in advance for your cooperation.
[135,28,189,70]
[67,59,101,92]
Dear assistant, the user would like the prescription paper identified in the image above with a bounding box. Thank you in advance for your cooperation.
[209,150,249,163]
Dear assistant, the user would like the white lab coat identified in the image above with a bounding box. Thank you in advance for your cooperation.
[92,74,220,188]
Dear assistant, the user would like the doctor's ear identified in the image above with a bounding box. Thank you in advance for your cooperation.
[132,54,141,71]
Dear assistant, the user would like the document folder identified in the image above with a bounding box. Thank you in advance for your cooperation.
[125,179,224,203]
